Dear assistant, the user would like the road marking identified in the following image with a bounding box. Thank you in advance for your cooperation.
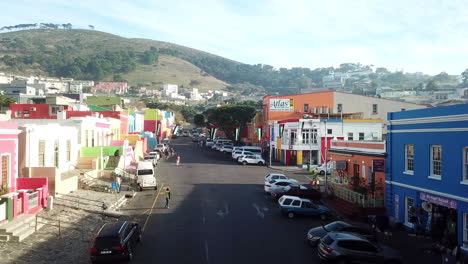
[252,203,264,219]
[204,240,210,264]
[142,183,164,233]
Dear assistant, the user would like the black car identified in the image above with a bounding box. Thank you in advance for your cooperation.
[90,221,141,263]
[307,221,376,246]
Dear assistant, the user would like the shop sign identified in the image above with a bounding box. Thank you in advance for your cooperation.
[270,99,294,112]
[420,193,457,209]
[372,160,385,172]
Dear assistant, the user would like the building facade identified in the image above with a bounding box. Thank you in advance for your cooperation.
[385,104,468,253]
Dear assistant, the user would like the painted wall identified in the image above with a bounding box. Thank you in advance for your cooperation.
[0,121,20,192]
[10,104,70,119]
[80,146,123,157]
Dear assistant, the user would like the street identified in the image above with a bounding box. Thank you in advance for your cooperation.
[125,137,324,264]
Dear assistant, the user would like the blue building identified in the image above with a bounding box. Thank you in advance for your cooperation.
[386,104,468,253]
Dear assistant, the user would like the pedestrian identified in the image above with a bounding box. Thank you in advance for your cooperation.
[176,155,180,166]
[165,187,171,208]
[116,175,122,193]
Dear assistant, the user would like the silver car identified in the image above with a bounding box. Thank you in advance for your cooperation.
[318,232,402,264]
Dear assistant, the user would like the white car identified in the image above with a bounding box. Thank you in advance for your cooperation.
[147,151,160,161]
[311,163,333,175]
[238,155,265,165]
[220,145,233,153]
[212,143,223,151]
[264,173,298,184]
[205,140,214,148]
[232,150,253,160]
[264,179,296,193]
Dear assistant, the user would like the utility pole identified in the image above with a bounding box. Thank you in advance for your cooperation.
[324,120,328,199]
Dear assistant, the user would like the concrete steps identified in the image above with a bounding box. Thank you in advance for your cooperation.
[0,213,43,242]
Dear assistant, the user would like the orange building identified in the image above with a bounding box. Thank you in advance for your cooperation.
[327,140,386,196]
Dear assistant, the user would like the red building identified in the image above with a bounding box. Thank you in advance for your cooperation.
[10,104,72,119]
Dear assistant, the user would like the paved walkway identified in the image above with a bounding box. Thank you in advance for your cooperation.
[0,189,134,264]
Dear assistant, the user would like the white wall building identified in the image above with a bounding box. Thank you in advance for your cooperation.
[163,84,178,97]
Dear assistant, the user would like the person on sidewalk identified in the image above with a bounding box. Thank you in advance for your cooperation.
[176,155,180,166]
[165,187,171,208]
[116,175,122,193]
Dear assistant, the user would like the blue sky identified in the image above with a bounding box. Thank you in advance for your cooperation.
[2,0,468,75]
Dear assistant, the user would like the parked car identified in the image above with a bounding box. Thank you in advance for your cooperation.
[264,173,297,184]
[212,143,223,150]
[271,184,321,201]
[238,155,265,165]
[307,221,376,247]
[318,232,402,264]
[90,221,141,263]
[182,131,189,137]
[148,151,160,161]
[311,163,333,175]
[205,139,214,148]
[264,179,297,193]
[220,145,233,153]
[232,150,254,161]
[151,149,163,159]
[278,195,332,219]
[144,155,157,167]
[136,161,157,191]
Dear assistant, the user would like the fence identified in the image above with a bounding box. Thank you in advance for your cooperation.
[28,192,39,210]
[331,183,384,208]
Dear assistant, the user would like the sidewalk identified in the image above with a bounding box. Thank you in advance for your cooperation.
[0,189,135,264]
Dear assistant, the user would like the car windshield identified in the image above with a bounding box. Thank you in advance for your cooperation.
[268,180,276,184]
[94,237,120,249]
[137,169,153,175]
[324,222,347,231]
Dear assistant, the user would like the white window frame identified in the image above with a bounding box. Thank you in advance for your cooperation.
[463,147,468,184]
[301,129,310,144]
[358,132,365,140]
[404,144,414,175]
[429,145,442,180]
[347,132,353,141]
[362,165,366,179]
[405,197,415,227]
[372,104,378,114]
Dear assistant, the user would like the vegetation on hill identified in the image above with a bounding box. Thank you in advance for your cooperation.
[0,28,464,95]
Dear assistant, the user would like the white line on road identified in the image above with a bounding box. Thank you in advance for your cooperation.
[142,183,164,233]
[204,240,210,264]
[252,203,264,219]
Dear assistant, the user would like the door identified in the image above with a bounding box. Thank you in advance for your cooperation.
[353,164,360,178]
[290,151,297,165]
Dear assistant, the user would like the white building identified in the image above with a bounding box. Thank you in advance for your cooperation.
[163,84,178,97]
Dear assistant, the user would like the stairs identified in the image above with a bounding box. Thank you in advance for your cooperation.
[0,214,44,242]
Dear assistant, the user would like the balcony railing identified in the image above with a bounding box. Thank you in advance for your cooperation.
[331,183,384,208]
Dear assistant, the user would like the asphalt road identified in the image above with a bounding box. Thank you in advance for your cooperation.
[125,137,327,264]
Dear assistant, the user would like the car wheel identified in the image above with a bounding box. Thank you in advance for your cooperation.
[258,161,264,165]
[127,244,133,261]
[319,170,325,175]
[320,214,328,221]
[242,161,247,165]
[287,212,295,218]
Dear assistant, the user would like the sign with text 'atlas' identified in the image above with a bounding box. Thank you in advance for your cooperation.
[270,99,294,112]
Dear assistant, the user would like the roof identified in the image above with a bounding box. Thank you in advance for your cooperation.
[97,221,127,237]
[86,96,122,106]
[264,90,425,106]
[87,105,111,111]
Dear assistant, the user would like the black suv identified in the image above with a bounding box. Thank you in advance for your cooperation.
[90,221,141,263]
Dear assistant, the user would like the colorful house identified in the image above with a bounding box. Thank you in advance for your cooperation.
[385,104,468,253]
[10,104,73,119]
[91,82,128,95]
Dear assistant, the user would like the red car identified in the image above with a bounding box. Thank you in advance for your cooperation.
[271,184,321,201]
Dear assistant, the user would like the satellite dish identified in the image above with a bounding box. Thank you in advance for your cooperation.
[422,202,433,212]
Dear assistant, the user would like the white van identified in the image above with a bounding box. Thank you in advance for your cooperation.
[236,146,262,155]
[136,161,157,191]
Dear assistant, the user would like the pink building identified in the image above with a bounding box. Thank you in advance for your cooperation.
[92,82,128,95]
[0,121,48,223]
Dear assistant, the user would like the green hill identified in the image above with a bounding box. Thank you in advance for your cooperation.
[0,29,230,92]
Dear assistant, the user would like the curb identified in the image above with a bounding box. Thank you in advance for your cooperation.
[108,191,137,211]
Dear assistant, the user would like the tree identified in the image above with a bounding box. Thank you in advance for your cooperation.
[433,72,450,83]
[425,80,438,91]
[0,94,15,107]
[375,67,390,75]
[204,105,256,140]
[194,114,205,127]
[461,68,468,87]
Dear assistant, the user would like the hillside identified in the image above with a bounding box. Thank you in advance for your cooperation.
[0,29,230,92]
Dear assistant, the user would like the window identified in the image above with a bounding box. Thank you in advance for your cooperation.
[66,140,71,162]
[405,144,414,172]
[347,132,354,141]
[362,166,366,178]
[430,145,442,177]
[405,197,415,225]
[372,104,378,114]
[463,147,468,182]
[337,104,343,113]
[15,110,21,117]
[327,129,332,135]
[54,140,59,168]
[302,129,310,144]
[291,200,301,206]
[283,198,293,205]
[85,130,89,147]
[50,106,60,115]
[23,110,30,117]
[1,155,9,187]
[290,130,297,143]
[311,129,318,144]
[359,132,364,140]
[304,104,309,113]
[38,140,46,167]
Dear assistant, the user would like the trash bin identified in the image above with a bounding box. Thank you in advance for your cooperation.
[307,162,311,171]
[46,195,54,211]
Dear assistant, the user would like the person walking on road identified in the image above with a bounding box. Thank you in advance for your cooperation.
[176,155,180,166]
[165,187,171,208]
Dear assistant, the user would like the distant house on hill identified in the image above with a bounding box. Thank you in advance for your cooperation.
[85,96,124,111]
[92,82,128,95]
